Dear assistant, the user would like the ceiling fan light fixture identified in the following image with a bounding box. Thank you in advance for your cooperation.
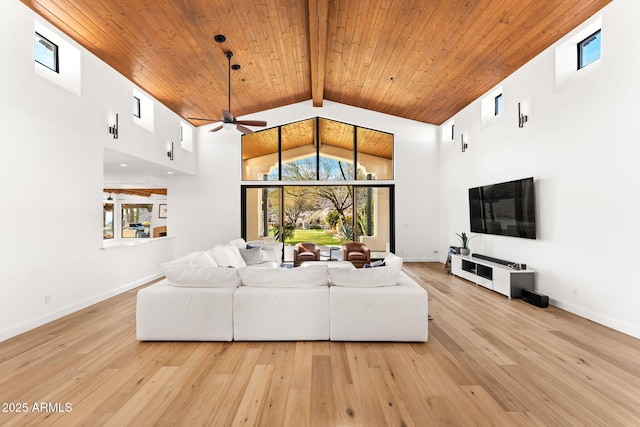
[222,122,235,131]
[213,34,226,43]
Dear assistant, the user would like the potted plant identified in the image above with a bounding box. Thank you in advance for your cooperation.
[456,232,471,255]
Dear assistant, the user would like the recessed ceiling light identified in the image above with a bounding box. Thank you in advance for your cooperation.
[167,171,174,174]
[120,163,128,167]
[231,64,241,71]
[214,34,226,43]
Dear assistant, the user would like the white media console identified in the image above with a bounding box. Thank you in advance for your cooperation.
[451,254,535,299]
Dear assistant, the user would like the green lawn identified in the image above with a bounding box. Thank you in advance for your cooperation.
[286,229,348,246]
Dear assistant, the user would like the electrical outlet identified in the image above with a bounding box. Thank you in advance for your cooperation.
[45,295,52,304]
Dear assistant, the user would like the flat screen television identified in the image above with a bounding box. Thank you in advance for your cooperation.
[469,177,536,239]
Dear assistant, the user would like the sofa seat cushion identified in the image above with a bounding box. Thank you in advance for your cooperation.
[238,264,328,287]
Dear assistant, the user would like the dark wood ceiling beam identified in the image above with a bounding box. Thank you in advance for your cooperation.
[308,0,329,107]
[104,188,167,197]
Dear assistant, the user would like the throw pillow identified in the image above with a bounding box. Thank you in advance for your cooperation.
[246,240,267,248]
[239,246,264,265]
[212,244,247,268]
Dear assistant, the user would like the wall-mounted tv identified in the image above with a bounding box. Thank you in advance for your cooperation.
[469,177,536,239]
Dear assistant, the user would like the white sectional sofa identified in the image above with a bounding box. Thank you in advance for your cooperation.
[136,239,428,342]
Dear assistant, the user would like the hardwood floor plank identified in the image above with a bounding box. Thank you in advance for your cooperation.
[232,364,275,425]
[1,262,639,426]
[283,390,311,427]
[310,355,335,426]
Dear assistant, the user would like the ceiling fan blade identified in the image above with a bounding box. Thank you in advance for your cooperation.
[209,124,224,132]
[189,117,220,122]
[221,110,235,122]
[236,124,254,135]
[236,120,267,127]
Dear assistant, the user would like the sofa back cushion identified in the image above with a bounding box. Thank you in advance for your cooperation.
[383,253,403,269]
[329,263,402,287]
[162,265,241,288]
[261,242,284,263]
[164,250,219,267]
[238,265,328,287]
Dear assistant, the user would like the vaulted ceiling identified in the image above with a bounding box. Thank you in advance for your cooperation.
[21,0,611,126]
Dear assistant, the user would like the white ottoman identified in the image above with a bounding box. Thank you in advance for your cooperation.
[330,272,428,342]
[136,279,235,341]
[233,286,330,341]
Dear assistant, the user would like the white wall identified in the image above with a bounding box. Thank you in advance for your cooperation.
[438,0,640,338]
[169,100,440,261]
[0,2,190,341]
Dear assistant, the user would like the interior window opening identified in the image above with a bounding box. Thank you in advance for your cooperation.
[122,204,153,238]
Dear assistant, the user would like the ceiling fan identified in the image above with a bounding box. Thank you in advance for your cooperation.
[189,51,267,135]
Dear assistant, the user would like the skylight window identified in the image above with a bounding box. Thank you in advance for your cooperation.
[578,30,601,69]
[34,32,58,73]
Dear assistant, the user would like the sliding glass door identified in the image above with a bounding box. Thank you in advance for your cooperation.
[242,185,393,262]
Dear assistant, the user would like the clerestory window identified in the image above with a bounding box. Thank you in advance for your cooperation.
[578,30,601,70]
[34,32,59,73]
[241,117,394,181]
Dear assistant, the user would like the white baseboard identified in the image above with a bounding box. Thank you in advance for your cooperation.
[550,298,640,340]
[0,273,163,343]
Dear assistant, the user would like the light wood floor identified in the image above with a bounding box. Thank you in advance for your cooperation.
[1,262,639,426]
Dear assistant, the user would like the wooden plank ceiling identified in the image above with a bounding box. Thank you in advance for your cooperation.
[21,0,611,126]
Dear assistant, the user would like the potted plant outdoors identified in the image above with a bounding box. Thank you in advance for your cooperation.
[456,232,472,255]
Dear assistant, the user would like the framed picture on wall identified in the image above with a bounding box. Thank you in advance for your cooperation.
[159,204,167,218]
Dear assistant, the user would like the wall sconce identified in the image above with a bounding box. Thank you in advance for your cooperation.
[167,141,174,161]
[461,134,468,152]
[108,113,119,139]
[518,103,528,128]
